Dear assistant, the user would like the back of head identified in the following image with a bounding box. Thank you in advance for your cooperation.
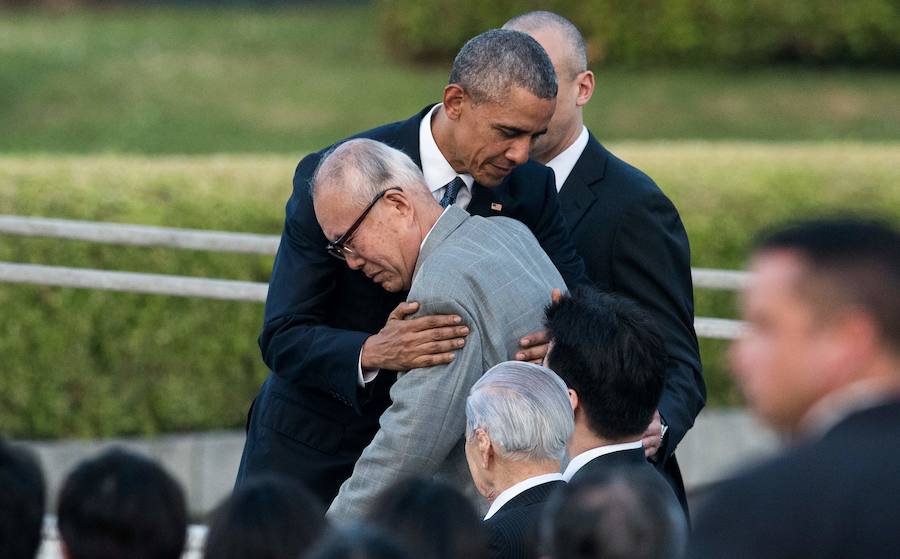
[502,11,588,79]
[449,28,557,105]
[543,468,687,559]
[365,477,486,559]
[755,217,900,354]
[545,287,667,440]
[466,361,574,463]
[303,524,411,559]
[57,448,187,559]
[205,475,325,559]
[0,439,45,559]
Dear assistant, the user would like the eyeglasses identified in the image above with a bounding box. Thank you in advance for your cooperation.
[325,187,403,260]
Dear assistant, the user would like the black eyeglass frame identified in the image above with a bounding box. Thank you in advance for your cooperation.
[325,186,403,260]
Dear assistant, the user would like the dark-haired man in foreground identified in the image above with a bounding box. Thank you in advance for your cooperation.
[0,439,45,559]
[688,218,900,559]
[544,288,679,516]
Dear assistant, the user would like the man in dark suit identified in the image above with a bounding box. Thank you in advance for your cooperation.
[465,362,574,559]
[688,219,900,559]
[544,287,681,516]
[237,29,584,506]
[505,12,704,510]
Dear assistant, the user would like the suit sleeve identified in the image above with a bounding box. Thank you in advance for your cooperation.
[531,170,588,287]
[257,154,369,410]
[611,191,705,457]
[326,298,482,519]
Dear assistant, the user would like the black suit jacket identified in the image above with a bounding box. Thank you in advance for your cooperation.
[688,399,900,559]
[485,480,565,559]
[236,106,585,505]
[558,134,705,508]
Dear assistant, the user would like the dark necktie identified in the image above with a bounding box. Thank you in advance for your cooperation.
[439,176,465,208]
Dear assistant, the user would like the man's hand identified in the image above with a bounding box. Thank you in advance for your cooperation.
[361,301,469,371]
[515,288,563,364]
[642,410,663,459]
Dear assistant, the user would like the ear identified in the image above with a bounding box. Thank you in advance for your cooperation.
[575,70,595,107]
[442,84,467,120]
[382,188,413,217]
[475,428,494,469]
[568,388,579,412]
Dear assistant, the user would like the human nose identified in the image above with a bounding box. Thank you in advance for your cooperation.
[345,251,365,270]
[505,137,531,166]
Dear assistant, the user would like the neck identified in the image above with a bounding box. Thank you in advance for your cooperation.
[536,114,584,164]
[430,105,467,174]
[568,424,639,458]
[487,460,560,502]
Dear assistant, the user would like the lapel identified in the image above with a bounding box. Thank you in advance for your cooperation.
[411,206,469,283]
[558,133,607,230]
[392,104,435,169]
[468,178,510,218]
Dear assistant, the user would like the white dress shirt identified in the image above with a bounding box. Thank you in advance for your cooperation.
[545,126,589,192]
[483,472,565,520]
[357,107,473,385]
[561,440,644,482]
[418,103,475,207]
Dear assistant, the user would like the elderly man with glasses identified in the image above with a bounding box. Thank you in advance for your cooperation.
[311,138,566,519]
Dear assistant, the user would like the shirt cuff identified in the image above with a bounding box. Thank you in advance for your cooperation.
[357,351,379,386]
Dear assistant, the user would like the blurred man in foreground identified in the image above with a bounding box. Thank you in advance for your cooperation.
[504,11,703,511]
[688,218,900,558]
[312,139,565,518]
[0,439,45,559]
[465,362,573,559]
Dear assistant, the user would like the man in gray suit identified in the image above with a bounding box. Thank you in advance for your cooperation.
[312,138,566,518]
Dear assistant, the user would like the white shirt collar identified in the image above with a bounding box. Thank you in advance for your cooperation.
[420,206,451,251]
[483,472,564,520]
[545,126,589,192]
[800,378,900,439]
[561,440,643,482]
[419,104,474,194]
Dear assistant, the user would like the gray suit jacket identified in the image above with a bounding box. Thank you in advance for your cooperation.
[327,206,566,518]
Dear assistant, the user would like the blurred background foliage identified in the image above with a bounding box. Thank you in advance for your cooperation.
[0,1,898,438]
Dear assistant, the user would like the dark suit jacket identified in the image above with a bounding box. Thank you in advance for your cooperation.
[485,480,565,559]
[236,106,585,506]
[558,134,705,509]
[687,399,900,559]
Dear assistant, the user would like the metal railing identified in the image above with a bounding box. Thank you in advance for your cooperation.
[0,215,748,339]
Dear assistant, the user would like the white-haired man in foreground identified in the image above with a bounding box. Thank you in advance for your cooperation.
[465,361,573,559]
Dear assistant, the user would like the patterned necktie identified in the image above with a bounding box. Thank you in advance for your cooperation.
[439,176,465,208]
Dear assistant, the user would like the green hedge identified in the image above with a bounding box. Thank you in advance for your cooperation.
[378,0,900,67]
[1,145,898,438]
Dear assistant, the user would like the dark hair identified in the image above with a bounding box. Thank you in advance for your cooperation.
[302,523,411,559]
[57,448,187,559]
[449,29,557,105]
[0,439,46,559]
[205,475,325,559]
[365,478,487,559]
[545,287,667,439]
[542,468,687,559]
[756,217,900,352]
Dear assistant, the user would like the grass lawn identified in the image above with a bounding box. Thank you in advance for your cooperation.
[1,5,899,154]
[1,143,898,436]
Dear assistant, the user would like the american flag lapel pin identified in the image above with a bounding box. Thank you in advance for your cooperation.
[490,202,503,212]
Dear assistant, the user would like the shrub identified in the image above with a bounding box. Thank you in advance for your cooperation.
[0,145,898,437]
[377,0,900,67]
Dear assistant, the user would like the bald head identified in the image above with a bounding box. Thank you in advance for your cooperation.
[504,11,587,80]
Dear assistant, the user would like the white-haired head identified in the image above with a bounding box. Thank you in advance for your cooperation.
[466,361,574,462]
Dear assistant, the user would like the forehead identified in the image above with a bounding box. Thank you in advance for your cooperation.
[744,251,809,311]
[475,86,554,130]
[313,188,359,238]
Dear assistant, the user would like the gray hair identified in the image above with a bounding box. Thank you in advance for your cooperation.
[466,361,573,462]
[503,11,588,79]
[449,29,557,105]
[311,138,428,208]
